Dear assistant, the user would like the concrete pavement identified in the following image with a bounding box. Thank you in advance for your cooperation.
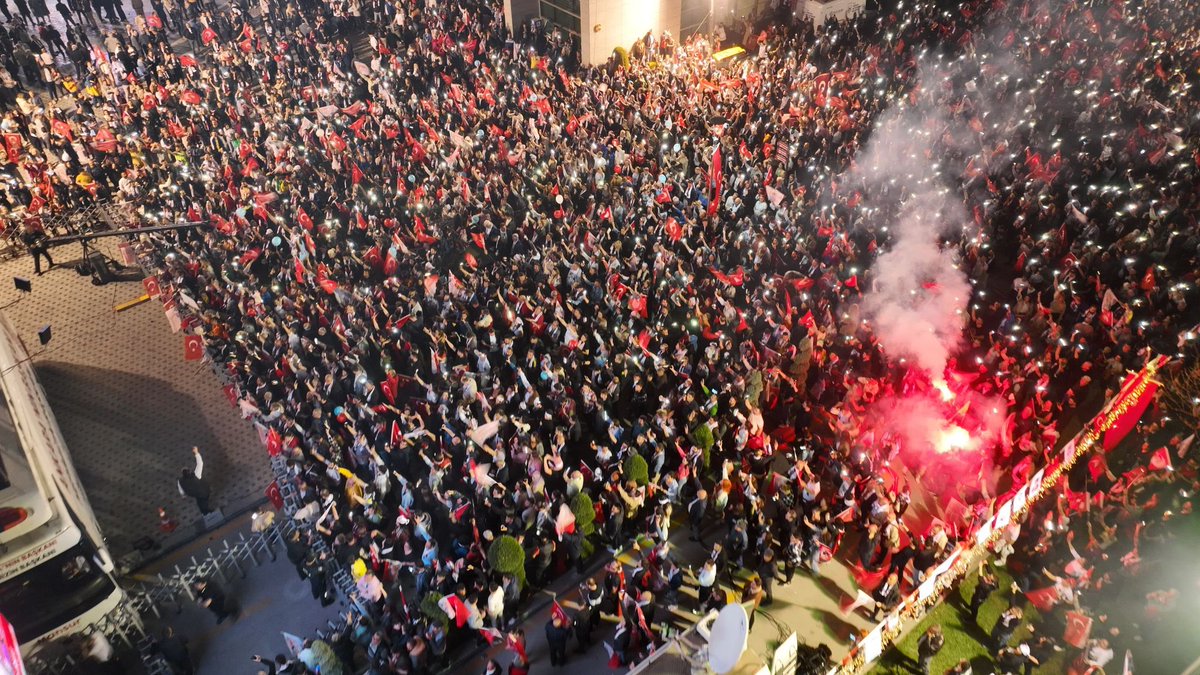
[0,237,272,565]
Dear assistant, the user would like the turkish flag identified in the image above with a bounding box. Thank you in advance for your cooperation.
[265,481,284,510]
[201,26,218,45]
[143,277,161,298]
[316,264,338,294]
[179,53,199,69]
[2,133,22,164]
[1062,611,1093,648]
[1141,267,1156,292]
[505,632,528,662]
[711,267,745,286]
[709,145,723,198]
[50,119,73,142]
[438,594,470,628]
[664,217,682,242]
[90,128,117,153]
[350,162,364,185]
[628,295,648,318]
[384,247,398,276]
[181,90,202,105]
[1149,446,1173,472]
[551,600,569,626]
[183,334,205,361]
[326,132,347,153]
[297,207,314,231]
[1025,585,1060,612]
[266,428,283,456]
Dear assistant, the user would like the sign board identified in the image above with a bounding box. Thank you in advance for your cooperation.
[860,627,883,662]
[771,633,798,674]
[0,613,26,675]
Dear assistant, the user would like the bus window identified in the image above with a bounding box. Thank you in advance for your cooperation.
[0,542,115,643]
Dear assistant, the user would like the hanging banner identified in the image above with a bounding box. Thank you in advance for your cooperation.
[1102,360,1165,451]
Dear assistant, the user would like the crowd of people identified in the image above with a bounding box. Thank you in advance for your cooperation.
[3,0,1200,671]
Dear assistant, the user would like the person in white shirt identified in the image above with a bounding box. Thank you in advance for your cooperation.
[177,446,213,514]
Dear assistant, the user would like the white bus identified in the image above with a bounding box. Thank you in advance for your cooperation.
[0,313,126,657]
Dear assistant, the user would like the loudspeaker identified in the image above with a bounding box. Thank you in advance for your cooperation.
[86,251,114,285]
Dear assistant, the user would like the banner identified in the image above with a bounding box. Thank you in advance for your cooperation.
[1102,366,1162,451]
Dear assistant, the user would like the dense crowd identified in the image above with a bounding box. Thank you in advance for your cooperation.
[3,0,1200,671]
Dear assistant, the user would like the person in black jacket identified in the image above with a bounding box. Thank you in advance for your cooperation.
[915,625,944,674]
[177,447,213,515]
[968,566,999,622]
[545,615,571,666]
[687,489,708,544]
[285,530,309,581]
[20,222,53,276]
[990,607,1023,650]
[156,626,194,675]
[869,571,900,620]
[304,550,334,606]
[192,579,237,624]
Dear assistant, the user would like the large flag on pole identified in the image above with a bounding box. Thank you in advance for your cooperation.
[710,145,723,201]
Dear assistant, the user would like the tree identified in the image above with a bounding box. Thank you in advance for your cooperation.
[624,454,650,486]
[571,492,597,559]
[488,535,527,588]
[421,591,450,630]
[690,421,715,471]
[1161,359,1200,431]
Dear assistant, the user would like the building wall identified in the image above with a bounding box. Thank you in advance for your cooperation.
[679,0,709,39]
[580,0,683,66]
[504,0,542,32]
[802,0,866,26]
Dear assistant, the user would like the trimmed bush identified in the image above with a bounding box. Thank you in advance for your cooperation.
[420,591,449,630]
[570,493,597,535]
[488,535,527,588]
[624,454,650,486]
[571,492,597,562]
[690,422,715,471]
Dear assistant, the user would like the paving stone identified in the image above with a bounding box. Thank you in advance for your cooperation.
[0,238,271,560]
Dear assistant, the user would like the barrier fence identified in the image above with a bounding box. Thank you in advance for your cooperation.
[26,224,360,674]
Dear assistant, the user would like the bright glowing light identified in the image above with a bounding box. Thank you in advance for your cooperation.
[932,379,954,402]
[934,425,971,454]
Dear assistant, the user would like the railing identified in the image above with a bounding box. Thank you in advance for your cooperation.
[829,355,1167,674]
[23,602,170,675]
[125,227,360,608]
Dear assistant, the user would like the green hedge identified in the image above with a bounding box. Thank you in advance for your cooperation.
[572,492,597,561]
[624,454,650,486]
[420,591,450,630]
[570,492,596,535]
[488,535,527,588]
[690,422,715,471]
